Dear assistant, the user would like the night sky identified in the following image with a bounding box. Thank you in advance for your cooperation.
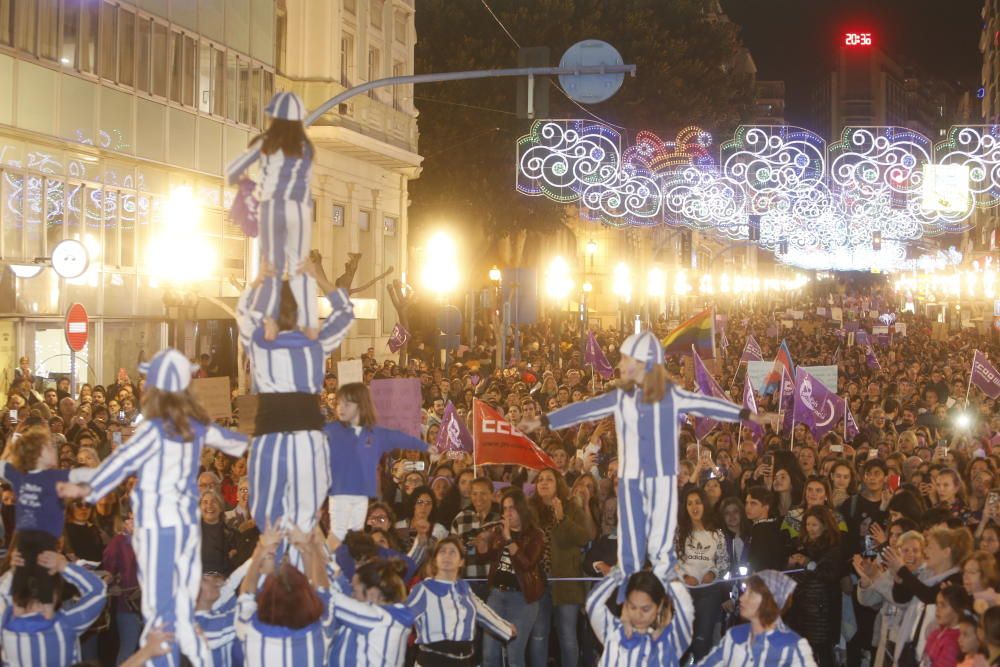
[719,0,984,128]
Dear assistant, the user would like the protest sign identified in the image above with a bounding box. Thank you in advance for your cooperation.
[235,394,258,435]
[370,378,422,438]
[337,358,363,385]
[189,377,232,420]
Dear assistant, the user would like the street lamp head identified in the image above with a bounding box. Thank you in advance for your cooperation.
[545,255,574,300]
[489,265,502,282]
[586,240,597,256]
[421,231,459,295]
[582,281,593,293]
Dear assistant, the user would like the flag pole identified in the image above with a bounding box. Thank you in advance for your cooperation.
[966,350,977,410]
[472,398,479,476]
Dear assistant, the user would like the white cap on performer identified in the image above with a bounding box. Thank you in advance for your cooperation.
[619,331,664,371]
[755,569,797,608]
[139,349,195,392]
[265,91,306,121]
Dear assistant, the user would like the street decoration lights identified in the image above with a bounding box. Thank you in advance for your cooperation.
[147,186,217,284]
[420,231,459,297]
[544,255,573,301]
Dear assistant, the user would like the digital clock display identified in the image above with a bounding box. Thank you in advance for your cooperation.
[844,32,873,47]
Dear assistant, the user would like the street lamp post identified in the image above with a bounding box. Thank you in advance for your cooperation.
[489,266,503,369]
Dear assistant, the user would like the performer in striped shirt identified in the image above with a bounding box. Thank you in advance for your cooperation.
[407,536,515,666]
[0,549,106,666]
[237,253,354,563]
[226,91,318,339]
[544,331,775,597]
[586,567,694,667]
[236,524,383,667]
[57,348,249,667]
[327,558,414,667]
[195,559,252,667]
[697,570,816,667]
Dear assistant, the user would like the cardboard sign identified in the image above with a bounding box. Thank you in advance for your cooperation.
[370,378,422,438]
[830,307,843,323]
[337,359,364,385]
[189,377,232,421]
[235,394,258,435]
[790,310,805,320]
[804,365,838,392]
[894,322,907,336]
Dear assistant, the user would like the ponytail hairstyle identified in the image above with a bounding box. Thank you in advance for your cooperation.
[355,558,407,604]
[140,387,211,442]
[256,561,324,629]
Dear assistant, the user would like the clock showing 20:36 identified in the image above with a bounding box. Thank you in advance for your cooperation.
[844,32,873,47]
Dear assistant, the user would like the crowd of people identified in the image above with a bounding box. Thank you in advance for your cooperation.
[0,89,999,667]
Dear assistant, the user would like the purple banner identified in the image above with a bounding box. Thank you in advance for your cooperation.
[740,334,763,362]
[792,367,841,440]
[435,401,473,455]
[584,330,615,380]
[693,351,728,440]
[972,350,1000,399]
[742,375,764,452]
[387,322,410,353]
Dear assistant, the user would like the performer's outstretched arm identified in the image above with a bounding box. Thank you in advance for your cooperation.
[671,386,746,422]
[546,390,618,431]
[585,566,623,640]
[225,145,261,186]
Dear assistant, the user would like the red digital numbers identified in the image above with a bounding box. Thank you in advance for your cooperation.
[844,32,873,47]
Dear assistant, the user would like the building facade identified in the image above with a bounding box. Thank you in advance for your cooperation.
[0,0,419,393]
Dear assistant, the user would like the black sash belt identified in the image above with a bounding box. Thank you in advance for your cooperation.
[254,392,323,434]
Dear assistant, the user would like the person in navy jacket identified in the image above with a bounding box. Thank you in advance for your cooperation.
[326,382,431,541]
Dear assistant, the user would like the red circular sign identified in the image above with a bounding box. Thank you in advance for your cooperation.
[65,303,89,352]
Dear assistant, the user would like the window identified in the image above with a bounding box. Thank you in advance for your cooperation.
[250,66,262,127]
[332,204,344,226]
[383,216,396,236]
[392,60,404,110]
[79,0,99,74]
[103,189,119,266]
[393,11,406,44]
[60,0,78,65]
[261,69,274,118]
[2,172,23,258]
[24,176,42,259]
[136,17,150,91]
[39,0,59,60]
[0,1,12,46]
[238,58,250,124]
[182,34,196,106]
[275,8,286,73]
[369,0,383,29]
[367,46,379,98]
[45,178,64,253]
[226,52,239,121]
[119,192,134,266]
[99,2,118,81]
[340,33,354,86]
[118,8,135,87]
[13,0,36,54]
[151,22,168,96]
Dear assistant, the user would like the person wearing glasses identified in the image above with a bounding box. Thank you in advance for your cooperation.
[395,486,449,564]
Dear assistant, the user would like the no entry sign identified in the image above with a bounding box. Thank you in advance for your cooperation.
[65,303,89,352]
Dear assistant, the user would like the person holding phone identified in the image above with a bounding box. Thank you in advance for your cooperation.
[326,382,430,542]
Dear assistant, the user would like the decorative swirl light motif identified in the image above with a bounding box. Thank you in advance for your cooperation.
[515,121,1000,271]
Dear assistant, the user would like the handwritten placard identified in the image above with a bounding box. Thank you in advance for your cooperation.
[370,378,422,438]
[189,377,232,421]
[337,359,364,385]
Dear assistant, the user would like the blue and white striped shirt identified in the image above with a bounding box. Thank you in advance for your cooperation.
[697,621,816,667]
[0,564,106,666]
[84,419,248,526]
[327,592,414,667]
[226,142,314,203]
[587,569,694,667]
[407,579,513,644]
[236,589,337,667]
[196,559,252,667]
[237,285,355,394]
[547,384,745,478]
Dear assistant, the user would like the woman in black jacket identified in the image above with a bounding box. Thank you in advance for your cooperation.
[786,505,843,667]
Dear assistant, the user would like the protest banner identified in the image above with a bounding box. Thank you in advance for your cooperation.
[370,378,423,438]
[189,376,232,420]
[337,358,364,385]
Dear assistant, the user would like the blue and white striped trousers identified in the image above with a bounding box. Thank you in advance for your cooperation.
[132,524,211,667]
[618,475,678,587]
[249,430,330,558]
[254,198,317,330]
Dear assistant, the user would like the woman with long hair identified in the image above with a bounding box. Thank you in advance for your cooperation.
[781,476,847,542]
[58,348,248,666]
[527,467,591,667]
[675,487,729,661]
[828,459,857,508]
[476,488,545,667]
[327,382,428,541]
[226,92,319,339]
[699,570,815,665]
[544,331,774,597]
[786,506,843,667]
[102,508,142,665]
[587,567,694,665]
[394,485,448,561]
[408,536,515,667]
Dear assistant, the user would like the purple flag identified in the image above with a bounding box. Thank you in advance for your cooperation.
[740,334,763,362]
[972,350,1000,399]
[792,367,841,440]
[780,368,795,435]
[854,331,871,346]
[875,332,890,348]
[864,344,881,371]
[693,349,729,440]
[584,331,615,380]
[720,329,730,351]
[435,401,473,457]
[387,322,410,353]
[742,375,764,452]
[845,407,860,442]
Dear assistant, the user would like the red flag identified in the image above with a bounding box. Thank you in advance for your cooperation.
[473,399,557,471]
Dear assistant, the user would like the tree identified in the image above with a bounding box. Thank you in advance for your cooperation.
[411,0,755,244]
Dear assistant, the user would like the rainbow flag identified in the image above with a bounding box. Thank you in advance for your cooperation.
[662,307,715,358]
